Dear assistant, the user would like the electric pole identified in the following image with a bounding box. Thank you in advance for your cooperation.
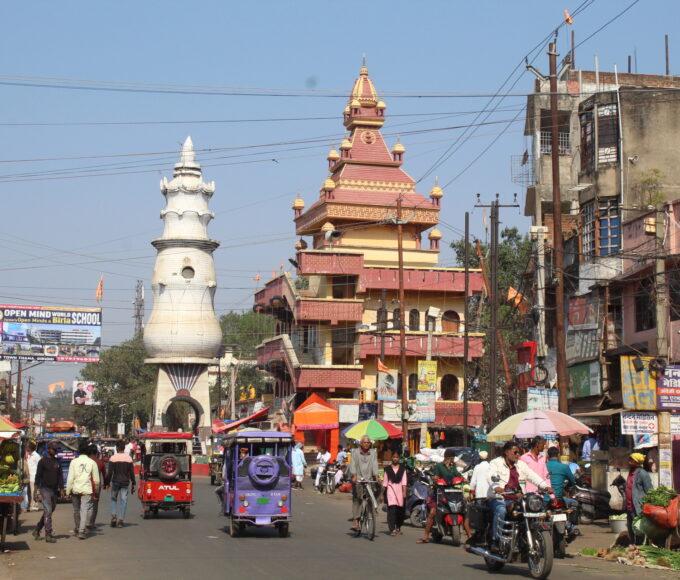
[475,194,519,429]
[133,280,145,336]
[463,211,470,447]
[396,196,409,453]
[548,41,569,414]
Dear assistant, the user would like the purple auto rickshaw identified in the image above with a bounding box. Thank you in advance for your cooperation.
[221,431,293,537]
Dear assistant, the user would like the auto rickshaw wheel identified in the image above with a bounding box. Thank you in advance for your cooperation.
[229,516,240,537]
[278,523,289,538]
[142,509,150,520]
[183,508,191,519]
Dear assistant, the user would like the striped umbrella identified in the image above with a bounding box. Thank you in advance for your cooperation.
[342,419,403,441]
[486,410,591,442]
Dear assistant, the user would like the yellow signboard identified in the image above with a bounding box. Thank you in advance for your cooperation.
[620,355,656,410]
[417,360,437,392]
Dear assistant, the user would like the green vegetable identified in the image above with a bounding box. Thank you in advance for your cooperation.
[639,546,680,570]
[580,548,598,556]
[641,485,678,508]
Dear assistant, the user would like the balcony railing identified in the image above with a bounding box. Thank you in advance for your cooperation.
[540,131,571,155]
[358,332,484,361]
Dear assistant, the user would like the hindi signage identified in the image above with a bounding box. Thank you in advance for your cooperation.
[567,361,601,398]
[417,360,437,392]
[414,392,435,423]
[377,371,398,401]
[338,404,359,424]
[657,365,680,410]
[620,411,658,435]
[527,387,559,411]
[620,356,656,410]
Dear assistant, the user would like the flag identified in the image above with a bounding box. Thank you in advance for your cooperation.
[521,149,529,166]
[507,286,530,316]
[483,208,488,231]
[253,273,261,281]
[280,261,284,271]
[48,382,65,394]
[564,8,573,25]
[95,274,104,302]
[377,359,390,373]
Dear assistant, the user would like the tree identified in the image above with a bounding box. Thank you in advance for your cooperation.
[219,311,275,359]
[42,390,74,424]
[450,227,534,422]
[78,334,156,434]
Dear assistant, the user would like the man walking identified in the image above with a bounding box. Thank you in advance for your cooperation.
[291,442,307,490]
[349,436,379,532]
[87,445,106,529]
[33,441,64,543]
[66,445,100,540]
[105,440,136,528]
[25,442,41,512]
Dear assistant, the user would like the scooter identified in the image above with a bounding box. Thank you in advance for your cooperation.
[431,476,466,546]
[404,468,430,528]
[568,473,625,523]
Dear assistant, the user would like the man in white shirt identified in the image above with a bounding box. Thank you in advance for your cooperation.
[314,446,331,490]
[66,448,100,540]
[26,442,42,511]
[468,451,491,497]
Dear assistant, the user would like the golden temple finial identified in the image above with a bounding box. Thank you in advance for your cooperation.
[360,54,368,76]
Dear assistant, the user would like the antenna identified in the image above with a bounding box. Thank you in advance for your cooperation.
[133,280,145,336]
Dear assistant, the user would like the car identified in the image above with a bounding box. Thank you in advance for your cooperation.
[138,432,193,519]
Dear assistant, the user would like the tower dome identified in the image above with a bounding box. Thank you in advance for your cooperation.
[327,147,340,161]
[376,99,386,110]
[321,221,335,232]
[322,177,336,191]
[392,140,406,155]
[429,180,443,199]
[292,196,305,210]
[340,138,353,150]
[428,228,443,240]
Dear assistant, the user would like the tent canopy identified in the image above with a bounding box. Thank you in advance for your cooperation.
[294,394,338,431]
[212,407,270,434]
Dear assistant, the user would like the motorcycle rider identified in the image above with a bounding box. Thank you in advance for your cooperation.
[417,448,462,544]
[314,446,331,491]
[487,442,552,551]
[546,446,578,534]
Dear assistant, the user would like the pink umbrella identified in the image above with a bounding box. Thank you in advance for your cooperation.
[487,410,591,442]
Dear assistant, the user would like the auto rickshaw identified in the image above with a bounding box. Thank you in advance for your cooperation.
[221,431,293,537]
[208,435,225,486]
[138,432,193,519]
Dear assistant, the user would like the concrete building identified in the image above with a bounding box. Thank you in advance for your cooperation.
[253,63,484,450]
[143,137,222,434]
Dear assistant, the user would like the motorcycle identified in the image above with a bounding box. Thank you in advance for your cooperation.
[316,461,337,494]
[569,473,625,523]
[546,495,578,558]
[431,476,466,546]
[466,489,554,580]
[404,467,430,528]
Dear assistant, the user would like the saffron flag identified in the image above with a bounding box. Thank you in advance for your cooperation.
[377,359,390,373]
[507,286,530,316]
[95,275,104,302]
[564,9,573,25]
[48,382,65,394]
[253,273,261,281]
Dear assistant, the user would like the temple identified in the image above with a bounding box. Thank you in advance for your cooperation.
[254,63,485,450]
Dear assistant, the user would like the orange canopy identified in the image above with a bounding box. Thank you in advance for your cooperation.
[293,394,338,431]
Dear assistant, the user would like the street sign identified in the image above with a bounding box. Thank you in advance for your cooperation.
[116,422,125,436]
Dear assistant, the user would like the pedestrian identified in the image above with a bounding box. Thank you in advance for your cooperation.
[336,445,348,466]
[519,436,548,493]
[32,441,64,543]
[124,438,133,457]
[291,442,307,490]
[349,436,379,533]
[66,445,100,539]
[580,433,599,462]
[25,442,41,512]
[382,450,407,536]
[87,444,106,530]
[626,452,653,545]
[105,440,136,528]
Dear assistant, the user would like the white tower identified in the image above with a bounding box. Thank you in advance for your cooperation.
[143,137,222,433]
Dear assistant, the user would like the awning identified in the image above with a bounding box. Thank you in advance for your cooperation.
[294,394,339,431]
[572,408,623,418]
[212,407,271,434]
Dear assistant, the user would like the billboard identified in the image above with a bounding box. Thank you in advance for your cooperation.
[414,392,436,423]
[620,356,656,410]
[567,361,601,398]
[417,360,437,392]
[527,387,559,411]
[0,305,101,363]
[657,365,680,410]
[72,381,99,406]
[377,371,398,402]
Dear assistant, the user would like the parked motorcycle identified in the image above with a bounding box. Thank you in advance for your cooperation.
[466,490,553,580]
[431,476,466,546]
[317,461,337,494]
[568,473,625,523]
[404,467,431,528]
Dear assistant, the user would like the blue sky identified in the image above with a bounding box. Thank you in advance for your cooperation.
[0,0,673,396]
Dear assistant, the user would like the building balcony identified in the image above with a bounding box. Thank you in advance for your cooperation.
[296,251,364,275]
[295,298,363,324]
[256,335,362,393]
[358,267,484,293]
[357,331,484,361]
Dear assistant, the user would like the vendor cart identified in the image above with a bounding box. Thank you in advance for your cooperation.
[0,493,21,549]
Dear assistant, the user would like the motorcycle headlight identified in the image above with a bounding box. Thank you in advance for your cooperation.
[526,494,544,513]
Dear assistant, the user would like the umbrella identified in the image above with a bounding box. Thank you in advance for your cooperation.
[342,419,403,441]
[486,410,591,442]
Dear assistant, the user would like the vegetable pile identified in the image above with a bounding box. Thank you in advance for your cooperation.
[0,439,21,493]
[639,546,680,570]
[641,485,677,508]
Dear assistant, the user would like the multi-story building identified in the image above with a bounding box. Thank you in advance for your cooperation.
[253,63,484,449]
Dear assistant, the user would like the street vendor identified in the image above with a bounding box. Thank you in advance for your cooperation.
[626,452,653,545]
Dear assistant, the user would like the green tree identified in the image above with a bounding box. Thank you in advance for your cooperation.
[42,390,74,424]
[219,311,275,359]
[450,227,534,422]
[78,334,156,434]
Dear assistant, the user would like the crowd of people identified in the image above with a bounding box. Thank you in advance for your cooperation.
[28,440,137,543]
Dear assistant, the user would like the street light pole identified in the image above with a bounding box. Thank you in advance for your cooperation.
[396,196,409,453]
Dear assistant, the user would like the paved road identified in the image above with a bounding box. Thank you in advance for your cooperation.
[2,478,675,580]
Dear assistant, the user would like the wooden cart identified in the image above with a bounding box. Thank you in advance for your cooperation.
[0,494,22,549]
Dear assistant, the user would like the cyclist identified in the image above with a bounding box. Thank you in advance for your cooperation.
[348,435,378,532]
[418,447,462,543]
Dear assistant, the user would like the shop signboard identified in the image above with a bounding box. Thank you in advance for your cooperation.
[568,296,600,329]
[0,304,101,362]
[358,402,378,421]
[377,370,398,401]
[417,360,437,392]
[670,414,680,435]
[338,404,359,424]
[527,387,558,411]
[620,411,657,435]
[566,329,600,365]
[567,361,601,398]
[620,356,656,410]
[414,392,435,423]
[657,365,680,410]
[381,401,401,422]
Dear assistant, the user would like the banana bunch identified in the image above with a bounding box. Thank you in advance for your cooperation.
[0,473,20,493]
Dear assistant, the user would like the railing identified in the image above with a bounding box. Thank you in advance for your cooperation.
[540,131,571,155]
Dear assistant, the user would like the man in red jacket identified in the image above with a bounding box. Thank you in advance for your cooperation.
[105,440,136,528]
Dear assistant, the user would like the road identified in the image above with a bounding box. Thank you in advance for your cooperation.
[2,478,675,580]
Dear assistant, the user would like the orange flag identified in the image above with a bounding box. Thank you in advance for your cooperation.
[253,273,261,281]
[95,274,104,302]
[507,286,530,316]
[377,359,390,373]
[48,382,65,394]
[564,9,573,25]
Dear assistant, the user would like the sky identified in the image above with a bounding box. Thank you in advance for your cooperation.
[0,0,674,399]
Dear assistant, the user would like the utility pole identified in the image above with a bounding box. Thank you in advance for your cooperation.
[463,211,470,447]
[475,194,519,429]
[396,196,410,453]
[230,362,238,420]
[548,41,569,414]
[14,361,23,423]
[133,280,145,336]
[655,207,674,489]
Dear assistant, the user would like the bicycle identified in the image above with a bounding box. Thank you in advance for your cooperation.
[355,479,378,540]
